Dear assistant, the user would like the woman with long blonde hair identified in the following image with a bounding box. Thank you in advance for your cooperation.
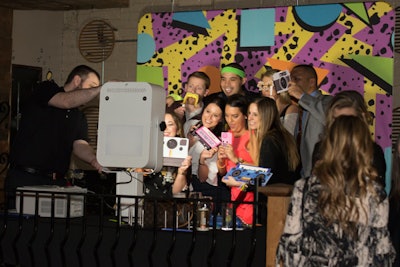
[315,116,377,234]
[277,116,395,266]
[247,97,300,184]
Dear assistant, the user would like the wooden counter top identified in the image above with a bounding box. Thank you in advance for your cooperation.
[258,183,293,197]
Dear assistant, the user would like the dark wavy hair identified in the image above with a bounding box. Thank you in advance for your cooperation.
[226,94,249,119]
[314,115,378,237]
[199,95,226,137]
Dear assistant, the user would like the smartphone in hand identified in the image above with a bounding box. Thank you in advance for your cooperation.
[221,132,233,146]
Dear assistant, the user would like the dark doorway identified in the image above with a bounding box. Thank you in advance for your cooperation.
[10,64,42,145]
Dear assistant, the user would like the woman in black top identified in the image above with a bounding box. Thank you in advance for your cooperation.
[247,97,300,185]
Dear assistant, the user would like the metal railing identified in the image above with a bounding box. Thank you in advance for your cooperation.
[0,189,267,267]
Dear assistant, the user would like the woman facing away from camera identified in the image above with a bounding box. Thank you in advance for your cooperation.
[142,112,192,197]
[258,69,299,136]
[276,116,395,266]
[389,133,400,266]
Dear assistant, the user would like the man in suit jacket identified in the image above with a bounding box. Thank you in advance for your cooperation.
[288,64,332,178]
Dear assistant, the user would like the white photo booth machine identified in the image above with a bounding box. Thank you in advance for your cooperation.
[97,82,165,172]
[96,82,166,223]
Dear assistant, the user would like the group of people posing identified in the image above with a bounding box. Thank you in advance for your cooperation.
[5,62,398,265]
[164,62,397,265]
[163,64,306,226]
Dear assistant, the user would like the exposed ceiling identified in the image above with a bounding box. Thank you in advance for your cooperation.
[0,0,129,10]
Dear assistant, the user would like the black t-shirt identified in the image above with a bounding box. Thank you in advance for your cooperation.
[203,88,261,106]
[9,81,88,174]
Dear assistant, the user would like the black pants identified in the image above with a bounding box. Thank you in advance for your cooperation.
[4,168,67,210]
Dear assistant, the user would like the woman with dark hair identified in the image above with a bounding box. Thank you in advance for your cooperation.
[217,94,253,226]
[276,116,395,266]
[187,96,227,199]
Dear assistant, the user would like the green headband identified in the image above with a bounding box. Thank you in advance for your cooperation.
[221,66,246,78]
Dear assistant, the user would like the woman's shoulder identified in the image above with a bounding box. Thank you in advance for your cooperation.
[286,104,299,114]
[260,132,287,154]
[263,129,287,143]
[261,133,278,145]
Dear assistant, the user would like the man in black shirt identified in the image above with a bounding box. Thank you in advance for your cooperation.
[5,65,103,209]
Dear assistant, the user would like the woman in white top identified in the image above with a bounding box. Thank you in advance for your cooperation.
[187,96,228,200]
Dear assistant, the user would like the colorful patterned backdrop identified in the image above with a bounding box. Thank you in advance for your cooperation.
[136,2,395,184]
